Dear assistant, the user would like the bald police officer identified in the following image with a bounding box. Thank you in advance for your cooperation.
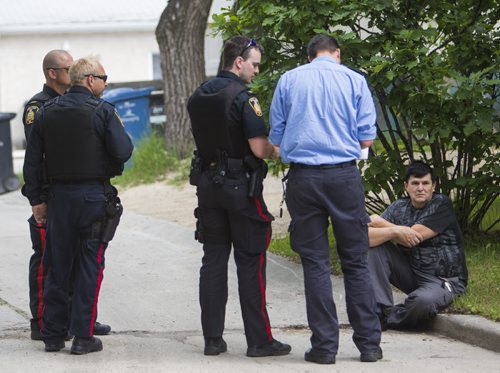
[23,50,111,341]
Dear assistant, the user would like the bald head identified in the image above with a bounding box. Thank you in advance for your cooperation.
[42,50,73,79]
[41,50,73,95]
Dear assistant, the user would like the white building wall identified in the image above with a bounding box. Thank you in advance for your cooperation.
[0,0,230,149]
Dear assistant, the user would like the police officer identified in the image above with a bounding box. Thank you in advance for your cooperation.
[22,50,111,341]
[23,56,133,354]
[187,36,291,358]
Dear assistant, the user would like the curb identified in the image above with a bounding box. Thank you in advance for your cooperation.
[432,314,500,353]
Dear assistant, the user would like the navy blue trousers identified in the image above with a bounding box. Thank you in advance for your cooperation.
[42,182,107,343]
[28,216,47,332]
[286,165,381,355]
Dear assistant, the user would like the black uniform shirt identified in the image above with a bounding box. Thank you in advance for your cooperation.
[200,70,268,140]
[22,86,134,205]
[23,84,60,141]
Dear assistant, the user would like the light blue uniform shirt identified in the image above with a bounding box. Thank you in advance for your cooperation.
[269,56,377,165]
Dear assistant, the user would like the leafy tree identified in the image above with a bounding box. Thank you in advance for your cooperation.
[212,0,499,233]
[156,0,214,158]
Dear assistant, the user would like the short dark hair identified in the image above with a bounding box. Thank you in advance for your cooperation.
[307,34,340,59]
[222,36,263,70]
[405,160,436,182]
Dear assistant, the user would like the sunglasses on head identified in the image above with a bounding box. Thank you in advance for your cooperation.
[239,38,257,56]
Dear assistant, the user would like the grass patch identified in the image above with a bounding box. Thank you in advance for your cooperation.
[449,233,500,321]
[270,227,500,321]
[112,135,188,187]
[269,225,341,275]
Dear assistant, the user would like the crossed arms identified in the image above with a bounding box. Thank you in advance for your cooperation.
[368,214,438,248]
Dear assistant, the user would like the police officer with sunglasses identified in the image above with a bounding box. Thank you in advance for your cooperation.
[22,50,112,343]
[23,56,133,355]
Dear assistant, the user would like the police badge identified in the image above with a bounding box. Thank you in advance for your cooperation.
[248,97,263,116]
[24,105,39,125]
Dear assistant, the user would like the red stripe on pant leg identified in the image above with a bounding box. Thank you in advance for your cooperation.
[89,244,105,335]
[258,253,273,342]
[254,196,273,340]
[36,225,46,329]
[254,196,271,249]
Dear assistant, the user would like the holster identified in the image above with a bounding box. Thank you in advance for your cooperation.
[189,150,202,186]
[101,197,123,244]
[244,155,268,197]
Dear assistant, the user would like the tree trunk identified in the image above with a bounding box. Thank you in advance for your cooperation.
[155,0,214,158]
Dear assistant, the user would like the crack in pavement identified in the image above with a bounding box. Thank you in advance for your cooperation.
[0,296,29,320]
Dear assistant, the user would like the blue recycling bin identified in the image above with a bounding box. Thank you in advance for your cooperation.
[103,87,155,143]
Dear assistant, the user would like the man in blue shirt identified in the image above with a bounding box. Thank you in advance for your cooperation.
[270,34,381,364]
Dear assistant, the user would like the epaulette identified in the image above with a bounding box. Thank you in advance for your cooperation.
[85,96,104,110]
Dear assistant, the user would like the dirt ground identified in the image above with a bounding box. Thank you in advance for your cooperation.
[118,175,291,238]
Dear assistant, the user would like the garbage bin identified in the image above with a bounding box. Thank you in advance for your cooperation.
[0,113,20,194]
[103,87,155,143]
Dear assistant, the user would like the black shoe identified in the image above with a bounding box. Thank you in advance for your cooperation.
[44,341,65,352]
[204,337,227,356]
[93,321,111,335]
[360,346,383,362]
[304,348,336,364]
[31,328,43,341]
[70,336,103,355]
[247,339,291,357]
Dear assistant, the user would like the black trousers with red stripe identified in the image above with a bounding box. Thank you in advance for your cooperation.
[28,216,47,332]
[41,182,107,344]
[196,173,274,347]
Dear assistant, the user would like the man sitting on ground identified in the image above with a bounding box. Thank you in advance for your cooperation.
[367,160,468,329]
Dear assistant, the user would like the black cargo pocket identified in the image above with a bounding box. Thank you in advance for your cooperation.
[288,220,299,253]
[222,178,249,211]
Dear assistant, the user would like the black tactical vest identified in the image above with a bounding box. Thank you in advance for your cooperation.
[188,80,251,164]
[42,98,110,181]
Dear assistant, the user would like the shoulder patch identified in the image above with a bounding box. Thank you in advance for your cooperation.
[114,110,124,127]
[248,97,263,117]
[24,105,39,125]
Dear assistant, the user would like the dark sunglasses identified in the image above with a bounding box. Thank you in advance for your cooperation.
[47,66,70,72]
[239,38,257,56]
[84,74,108,83]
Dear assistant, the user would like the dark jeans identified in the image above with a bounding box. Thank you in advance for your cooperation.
[286,165,381,354]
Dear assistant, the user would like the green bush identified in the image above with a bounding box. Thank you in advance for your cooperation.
[112,135,180,187]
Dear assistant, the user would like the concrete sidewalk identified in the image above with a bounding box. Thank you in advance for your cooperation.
[0,190,499,372]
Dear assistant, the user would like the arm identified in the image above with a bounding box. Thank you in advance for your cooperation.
[103,107,134,163]
[356,78,377,145]
[269,78,286,146]
[411,224,439,241]
[360,140,373,149]
[368,214,423,248]
[248,136,279,159]
[22,118,45,206]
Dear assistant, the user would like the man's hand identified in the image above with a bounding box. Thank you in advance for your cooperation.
[392,226,423,248]
[271,145,280,160]
[32,203,47,225]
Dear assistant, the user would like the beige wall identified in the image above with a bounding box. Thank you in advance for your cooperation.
[0,30,222,149]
